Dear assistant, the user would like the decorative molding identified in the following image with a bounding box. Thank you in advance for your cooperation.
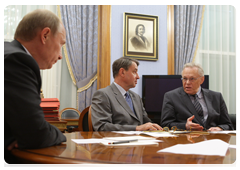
[167,5,175,75]
[97,5,111,89]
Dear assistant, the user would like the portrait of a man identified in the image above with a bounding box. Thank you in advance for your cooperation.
[130,24,150,51]
[124,12,158,61]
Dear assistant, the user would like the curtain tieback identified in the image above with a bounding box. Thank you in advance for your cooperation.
[77,72,97,93]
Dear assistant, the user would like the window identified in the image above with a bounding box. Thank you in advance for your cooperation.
[195,5,236,114]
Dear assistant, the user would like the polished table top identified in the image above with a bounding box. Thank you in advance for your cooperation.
[12,131,236,164]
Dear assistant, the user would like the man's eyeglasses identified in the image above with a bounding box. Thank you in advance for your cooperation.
[163,126,178,132]
[181,77,202,82]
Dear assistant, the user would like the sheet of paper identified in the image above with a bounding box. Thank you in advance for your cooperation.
[71,136,160,145]
[209,130,236,134]
[157,139,229,156]
[103,136,155,141]
[229,145,236,149]
[71,138,111,144]
[112,131,142,135]
[141,132,177,137]
[113,131,177,137]
[170,130,190,134]
[101,139,162,146]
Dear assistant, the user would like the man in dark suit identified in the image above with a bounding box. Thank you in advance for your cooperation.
[91,57,162,131]
[161,63,233,131]
[4,9,66,163]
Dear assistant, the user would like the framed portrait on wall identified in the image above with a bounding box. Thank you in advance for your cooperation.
[123,12,158,61]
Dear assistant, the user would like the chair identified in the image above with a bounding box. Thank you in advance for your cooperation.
[59,108,80,119]
[229,114,236,130]
[78,106,93,131]
[59,108,81,132]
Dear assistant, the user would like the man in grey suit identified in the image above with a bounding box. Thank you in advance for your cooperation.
[161,63,233,131]
[91,57,162,131]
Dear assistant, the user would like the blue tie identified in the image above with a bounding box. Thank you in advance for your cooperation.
[192,94,205,125]
[125,92,137,117]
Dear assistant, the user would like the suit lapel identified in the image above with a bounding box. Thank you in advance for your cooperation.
[11,40,26,52]
[110,84,139,121]
[201,88,212,126]
[129,92,141,122]
[179,88,203,125]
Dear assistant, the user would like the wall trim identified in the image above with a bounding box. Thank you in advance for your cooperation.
[97,5,111,89]
[167,5,175,75]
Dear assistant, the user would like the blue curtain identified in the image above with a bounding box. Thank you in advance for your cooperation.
[174,5,204,74]
[59,5,98,112]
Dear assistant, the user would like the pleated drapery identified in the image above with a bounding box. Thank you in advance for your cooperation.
[174,5,204,74]
[195,5,236,115]
[59,5,98,112]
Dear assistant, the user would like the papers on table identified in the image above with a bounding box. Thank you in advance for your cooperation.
[72,138,109,144]
[100,140,160,146]
[113,130,236,136]
[229,144,236,149]
[170,130,190,134]
[113,131,177,137]
[72,136,162,146]
[209,130,236,134]
[157,139,230,156]
[71,131,235,148]
[102,136,162,145]
[112,131,142,135]
[103,136,156,141]
[141,132,177,137]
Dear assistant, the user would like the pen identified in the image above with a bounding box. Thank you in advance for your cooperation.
[108,139,138,145]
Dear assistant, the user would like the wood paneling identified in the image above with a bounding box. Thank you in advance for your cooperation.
[97,5,111,89]
[167,5,175,75]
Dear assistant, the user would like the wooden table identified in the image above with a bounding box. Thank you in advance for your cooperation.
[11,131,236,164]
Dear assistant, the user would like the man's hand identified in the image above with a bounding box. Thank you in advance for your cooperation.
[207,127,223,131]
[136,122,163,131]
[7,140,18,151]
[185,115,204,131]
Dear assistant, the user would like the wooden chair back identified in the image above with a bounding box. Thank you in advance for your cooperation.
[78,106,93,131]
[59,108,81,132]
[59,108,80,119]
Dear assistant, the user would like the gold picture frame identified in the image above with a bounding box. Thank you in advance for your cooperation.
[123,12,158,61]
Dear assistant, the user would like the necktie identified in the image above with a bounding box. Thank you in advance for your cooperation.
[125,92,137,117]
[192,94,205,125]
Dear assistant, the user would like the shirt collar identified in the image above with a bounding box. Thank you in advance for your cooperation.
[113,82,127,97]
[196,87,202,98]
[21,44,32,57]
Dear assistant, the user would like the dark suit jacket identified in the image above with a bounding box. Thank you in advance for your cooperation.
[91,83,152,131]
[130,36,150,50]
[161,87,233,130]
[4,40,66,151]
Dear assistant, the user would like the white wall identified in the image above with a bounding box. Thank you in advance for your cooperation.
[111,5,168,97]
